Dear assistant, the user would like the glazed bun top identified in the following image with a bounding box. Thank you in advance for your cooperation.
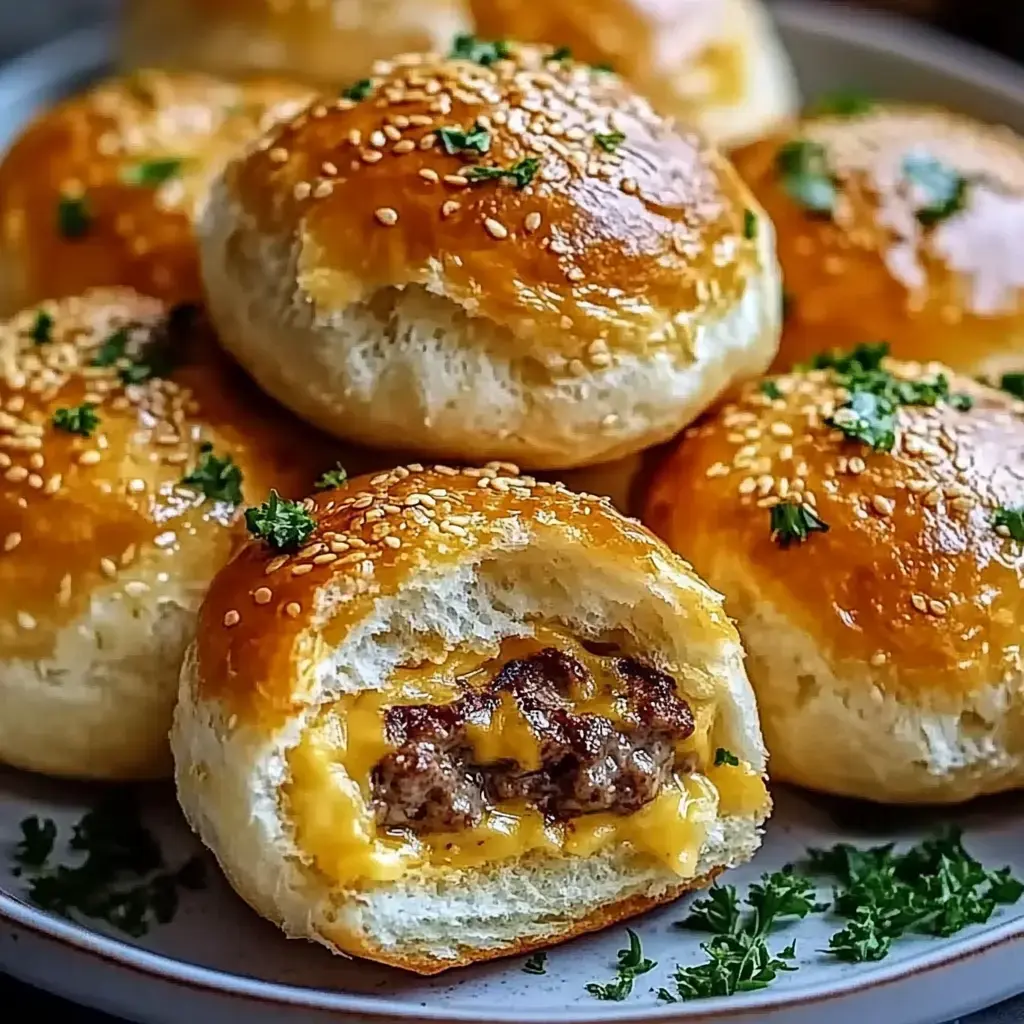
[211,42,763,361]
[0,70,313,312]
[732,103,1024,375]
[0,290,330,659]
[646,344,1024,704]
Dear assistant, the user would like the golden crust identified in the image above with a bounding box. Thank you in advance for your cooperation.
[0,289,334,660]
[645,357,1024,708]
[732,104,1024,375]
[217,43,762,360]
[196,462,736,726]
[0,70,313,314]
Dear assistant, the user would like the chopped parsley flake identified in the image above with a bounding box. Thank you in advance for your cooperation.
[592,61,614,73]
[593,130,625,153]
[743,208,758,240]
[998,373,1024,400]
[314,463,349,491]
[760,379,783,400]
[585,929,656,1001]
[29,310,54,344]
[341,79,373,101]
[770,501,829,548]
[57,193,91,238]
[522,951,548,975]
[120,158,185,187]
[438,121,491,157]
[550,45,572,61]
[902,153,968,226]
[52,403,100,437]
[776,140,837,215]
[14,816,57,869]
[91,328,130,367]
[714,748,740,767]
[466,157,539,189]
[810,90,875,117]
[994,505,1024,541]
[449,34,511,66]
[245,490,316,551]
[180,442,244,505]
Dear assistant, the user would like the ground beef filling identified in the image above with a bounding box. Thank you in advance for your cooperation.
[372,648,696,834]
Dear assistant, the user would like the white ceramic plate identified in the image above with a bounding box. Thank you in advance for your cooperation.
[3,4,1024,1024]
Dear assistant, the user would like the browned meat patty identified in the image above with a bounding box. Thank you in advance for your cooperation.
[372,647,695,833]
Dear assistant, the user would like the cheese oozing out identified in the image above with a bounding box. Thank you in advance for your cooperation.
[283,626,767,889]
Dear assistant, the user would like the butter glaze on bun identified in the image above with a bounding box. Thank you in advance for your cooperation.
[646,352,1024,804]
[120,0,469,87]
[173,464,770,972]
[0,290,330,780]
[0,71,313,315]
[199,43,781,470]
[470,0,799,149]
[733,103,1024,377]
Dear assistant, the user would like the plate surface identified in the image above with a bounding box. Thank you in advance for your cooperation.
[3,4,1024,1024]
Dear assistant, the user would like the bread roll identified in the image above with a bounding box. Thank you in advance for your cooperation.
[120,0,470,87]
[470,0,799,149]
[0,70,313,315]
[173,463,770,972]
[199,43,782,471]
[646,345,1024,803]
[0,290,333,780]
[732,103,1024,377]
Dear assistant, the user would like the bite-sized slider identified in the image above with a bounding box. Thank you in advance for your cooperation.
[733,101,1024,377]
[0,290,333,780]
[199,42,781,472]
[647,343,1024,804]
[0,70,313,315]
[120,0,469,87]
[469,0,799,149]
[173,464,771,973]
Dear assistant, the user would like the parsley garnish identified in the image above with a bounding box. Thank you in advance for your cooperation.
[180,442,244,505]
[522,951,548,975]
[52,403,100,438]
[342,79,373,101]
[903,153,967,226]
[994,505,1024,541]
[594,131,625,153]
[466,157,540,189]
[120,158,185,187]
[714,748,740,767]
[314,463,349,491]
[29,309,54,344]
[760,379,783,400]
[550,45,572,61]
[592,62,614,73]
[57,193,91,238]
[585,929,656,1001]
[810,90,874,117]
[449,34,511,66]
[776,140,836,215]
[91,328,129,367]
[743,208,758,240]
[998,373,1024,400]
[438,121,491,157]
[770,501,829,548]
[11,795,205,938]
[245,490,316,551]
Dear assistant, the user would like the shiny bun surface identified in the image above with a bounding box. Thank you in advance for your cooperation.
[733,103,1024,377]
[647,346,1024,803]
[0,70,313,314]
[200,43,780,468]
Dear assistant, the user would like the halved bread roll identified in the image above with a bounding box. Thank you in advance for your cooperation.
[173,463,770,972]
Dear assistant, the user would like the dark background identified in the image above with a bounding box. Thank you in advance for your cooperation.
[0,0,1023,1021]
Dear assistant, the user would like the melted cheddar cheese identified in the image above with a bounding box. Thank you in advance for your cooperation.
[283,626,768,889]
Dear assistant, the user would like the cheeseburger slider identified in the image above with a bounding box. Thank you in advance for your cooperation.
[647,343,1024,804]
[198,42,781,472]
[173,464,771,972]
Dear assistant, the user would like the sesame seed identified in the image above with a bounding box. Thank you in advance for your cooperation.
[3,532,21,552]
[78,450,101,466]
[266,555,288,574]
[484,218,509,239]
[254,587,273,605]
[871,495,895,517]
[285,602,302,618]
[911,593,928,613]
[444,173,469,186]
[16,611,36,631]
[124,581,149,598]
[223,610,241,627]
[100,557,118,578]
[419,168,440,183]
[441,200,461,218]
[524,212,542,232]
[291,563,314,576]
[375,207,399,226]
[383,535,402,549]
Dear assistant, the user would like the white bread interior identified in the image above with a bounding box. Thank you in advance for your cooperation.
[174,515,768,969]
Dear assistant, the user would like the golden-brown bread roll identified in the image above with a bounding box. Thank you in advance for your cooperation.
[173,463,771,973]
[199,43,782,471]
[119,0,470,86]
[0,70,313,315]
[732,102,1024,377]
[0,290,335,781]
[646,343,1024,804]
[469,0,799,149]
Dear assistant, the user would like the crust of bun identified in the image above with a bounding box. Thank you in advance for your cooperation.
[120,0,469,86]
[470,0,799,149]
[0,70,312,315]
[0,290,331,779]
[646,358,1024,803]
[173,463,768,970]
[733,103,1024,376]
[199,43,780,469]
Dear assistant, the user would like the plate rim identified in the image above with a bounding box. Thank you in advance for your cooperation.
[2,3,1024,1021]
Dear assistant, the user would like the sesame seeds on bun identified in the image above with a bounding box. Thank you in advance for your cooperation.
[199,42,781,470]
[0,70,313,315]
[733,103,1024,378]
[646,347,1024,803]
[0,289,331,780]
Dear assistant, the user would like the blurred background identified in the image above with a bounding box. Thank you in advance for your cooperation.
[0,0,1022,65]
